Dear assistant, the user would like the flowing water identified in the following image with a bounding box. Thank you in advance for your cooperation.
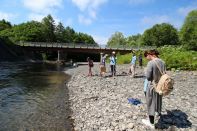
[0,62,73,131]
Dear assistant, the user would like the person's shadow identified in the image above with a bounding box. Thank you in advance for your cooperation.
[155,109,192,129]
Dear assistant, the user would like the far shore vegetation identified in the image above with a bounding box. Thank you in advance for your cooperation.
[0,10,196,70]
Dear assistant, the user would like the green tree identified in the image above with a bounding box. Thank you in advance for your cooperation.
[179,10,197,50]
[55,22,65,42]
[42,14,56,42]
[0,21,44,42]
[64,26,75,43]
[107,32,126,47]
[126,34,142,46]
[73,32,96,45]
[0,19,12,31]
[142,23,179,47]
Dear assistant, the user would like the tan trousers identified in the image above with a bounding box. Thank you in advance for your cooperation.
[130,64,135,77]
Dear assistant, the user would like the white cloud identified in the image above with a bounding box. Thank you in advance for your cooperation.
[178,6,197,16]
[128,0,154,5]
[78,14,92,25]
[22,0,63,13]
[28,13,46,22]
[72,0,108,25]
[64,18,73,26]
[140,15,183,33]
[89,10,97,19]
[141,15,170,25]
[0,11,16,21]
[72,0,107,11]
[92,35,108,45]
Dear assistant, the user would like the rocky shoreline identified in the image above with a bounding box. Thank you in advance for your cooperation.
[65,64,197,131]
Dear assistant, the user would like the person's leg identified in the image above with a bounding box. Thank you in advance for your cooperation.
[110,65,113,76]
[90,67,92,76]
[88,67,91,76]
[142,86,155,129]
[132,65,135,77]
[155,93,162,116]
[131,65,135,77]
[128,65,131,74]
[114,65,116,76]
[100,66,102,76]
[112,65,115,76]
[149,115,154,124]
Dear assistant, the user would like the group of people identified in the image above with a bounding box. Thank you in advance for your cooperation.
[86,49,165,129]
[87,51,118,77]
[87,51,143,77]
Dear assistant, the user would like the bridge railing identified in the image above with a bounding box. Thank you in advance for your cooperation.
[105,45,156,50]
[17,42,101,48]
[17,42,155,50]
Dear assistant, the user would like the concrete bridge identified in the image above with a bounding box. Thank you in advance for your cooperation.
[17,42,154,53]
[16,42,154,61]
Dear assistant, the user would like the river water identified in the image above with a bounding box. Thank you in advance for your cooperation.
[0,62,73,131]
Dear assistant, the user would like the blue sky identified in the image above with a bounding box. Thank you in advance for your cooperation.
[0,0,196,45]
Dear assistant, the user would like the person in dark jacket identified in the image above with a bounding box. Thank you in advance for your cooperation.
[87,57,93,76]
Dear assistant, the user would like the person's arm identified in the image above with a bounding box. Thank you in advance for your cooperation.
[146,61,153,81]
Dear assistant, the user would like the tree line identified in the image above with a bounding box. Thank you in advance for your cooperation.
[107,10,197,51]
[0,10,196,50]
[0,15,97,45]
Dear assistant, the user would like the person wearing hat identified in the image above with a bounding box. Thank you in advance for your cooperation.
[100,53,107,76]
[109,51,117,76]
[87,57,93,76]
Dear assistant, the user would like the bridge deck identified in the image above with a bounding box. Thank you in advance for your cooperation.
[17,42,155,54]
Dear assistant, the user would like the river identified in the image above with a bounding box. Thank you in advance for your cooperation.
[0,62,73,131]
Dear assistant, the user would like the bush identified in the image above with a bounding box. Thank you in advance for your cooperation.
[158,46,197,70]
[111,46,197,70]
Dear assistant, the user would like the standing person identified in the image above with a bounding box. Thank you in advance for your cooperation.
[109,51,117,76]
[100,53,107,76]
[142,49,165,129]
[87,57,93,76]
[139,53,143,68]
[129,53,137,77]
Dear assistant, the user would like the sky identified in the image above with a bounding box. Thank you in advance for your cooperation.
[0,0,196,45]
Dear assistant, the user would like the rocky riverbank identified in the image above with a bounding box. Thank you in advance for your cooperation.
[65,64,197,131]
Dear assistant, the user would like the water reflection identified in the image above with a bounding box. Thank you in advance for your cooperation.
[0,62,72,131]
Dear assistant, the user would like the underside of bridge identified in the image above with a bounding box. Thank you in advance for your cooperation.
[67,52,100,62]
[22,47,132,62]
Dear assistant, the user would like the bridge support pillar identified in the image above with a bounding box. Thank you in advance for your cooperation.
[57,50,60,62]
[100,52,103,63]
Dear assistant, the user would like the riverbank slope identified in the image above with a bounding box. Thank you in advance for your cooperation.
[65,64,197,131]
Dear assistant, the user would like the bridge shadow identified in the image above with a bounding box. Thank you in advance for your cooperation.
[155,109,192,130]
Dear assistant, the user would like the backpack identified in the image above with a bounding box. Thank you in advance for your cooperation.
[153,60,174,96]
[89,60,94,67]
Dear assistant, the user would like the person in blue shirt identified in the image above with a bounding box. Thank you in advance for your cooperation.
[109,51,117,76]
[129,53,136,77]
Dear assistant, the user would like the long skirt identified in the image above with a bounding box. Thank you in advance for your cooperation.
[146,85,162,116]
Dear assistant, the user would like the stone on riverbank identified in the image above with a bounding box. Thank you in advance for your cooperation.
[65,64,197,131]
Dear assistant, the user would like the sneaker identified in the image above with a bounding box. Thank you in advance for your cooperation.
[142,119,155,129]
[155,112,161,117]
